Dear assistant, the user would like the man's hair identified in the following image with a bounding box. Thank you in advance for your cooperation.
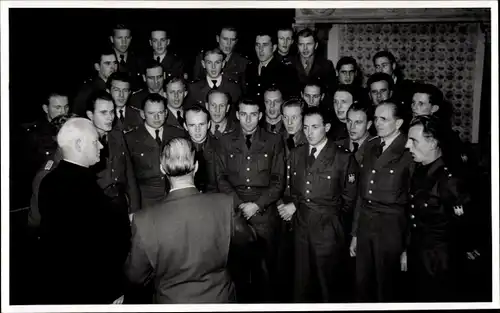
[334,84,359,103]
[150,27,169,39]
[303,106,330,125]
[50,113,79,133]
[346,101,374,122]
[142,93,165,110]
[302,79,325,94]
[282,97,306,115]
[165,76,187,90]
[336,56,358,72]
[111,23,131,36]
[296,28,318,43]
[367,72,394,91]
[219,25,238,37]
[43,87,69,107]
[372,50,397,65]
[277,25,294,34]
[412,83,444,108]
[206,89,231,105]
[161,138,196,177]
[143,59,163,75]
[202,46,225,60]
[378,100,411,133]
[93,46,116,64]
[86,90,114,113]
[256,29,277,45]
[238,98,261,112]
[183,104,211,122]
[106,71,131,90]
[264,86,283,96]
[409,114,446,148]
[57,118,95,151]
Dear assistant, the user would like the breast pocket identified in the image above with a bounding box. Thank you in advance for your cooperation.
[256,153,271,172]
[377,167,406,192]
[130,150,154,169]
[317,171,336,197]
[227,152,242,174]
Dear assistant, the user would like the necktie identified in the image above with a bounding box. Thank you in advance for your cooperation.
[270,124,276,133]
[214,124,221,138]
[376,141,385,158]
[211,80,218,89]
[155,129,162,146]
[307,147,317,168]
[352,142,359,154]
[286,134,295,150]
[156,56,161,63]
[176,111,184,126]
[120,54,126,66]
[119,109,124,123]
[100,135,109,159]
[245,134,252,149]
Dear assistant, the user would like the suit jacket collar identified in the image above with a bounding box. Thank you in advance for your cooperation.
[230,126,266,152]
[166,187,200,202]
[374,133,408,168]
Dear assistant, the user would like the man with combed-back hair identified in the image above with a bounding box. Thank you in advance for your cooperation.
[38,117,131,304]
[126,138,236,303]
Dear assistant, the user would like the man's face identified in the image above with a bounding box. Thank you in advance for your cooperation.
[81,126,103,167]
[90,99,115,135]
[301,85,323,107]
[144,66,164,93]
[333,91,354,123]
[297,35,317,59]
[150,30,168,55]
[44,95,69,121]
[95,54,117,81]
[109,80,131,108]
[185,110,209,143]
[264,90,283,120]
[237,103,262,134]
[142,100,166,129]
[166,81,187,109]
[374,56,395,76]
[277,30,294,55]
[111,29,132,54]
[255,35,276,63]
[304,113,330,146]
[338,64,356,85]
[283,106,302,135]
[217,29,237,55]
[206,92,230,123]
[406,124,435,164]
[202,52,224,79]
[374,104,401,139]
[412,93,438,117]
[347,109,372,142]
[369,80,392,105]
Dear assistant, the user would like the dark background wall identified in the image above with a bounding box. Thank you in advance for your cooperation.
[9,8,295,125]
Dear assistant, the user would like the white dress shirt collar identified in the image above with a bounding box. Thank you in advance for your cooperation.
[144,123,163,141]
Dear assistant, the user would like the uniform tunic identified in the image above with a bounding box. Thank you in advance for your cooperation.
[193,134,219,193]
[192,51,249,85]
[288,140,359,302]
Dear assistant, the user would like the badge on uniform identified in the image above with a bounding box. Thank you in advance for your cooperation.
[461,154,468,163]
[44,160,54,170]
[453,205,464,216]
[348,173,355,183]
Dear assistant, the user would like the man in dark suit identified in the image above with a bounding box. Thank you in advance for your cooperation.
[192,26,249,84]
[186,47,241,111]
[38,117,131,304]
[85,91,141,214]
[164,77,190,130]
[126,138,236,303]
[139,27,186,81]
[215,99,285,302]
[279,107,359,303]
[367,72,394,107]
[110,23,142,91]
[125,93,187,208]
[108,72,143,132]
[129,60,166,110]
[183,105,219,193]
[328,84,357,141]
[242,30,299,100]
[350,101,414,302]
[205,90,238,140]
[292,28,336,101]
[72,47,117,116]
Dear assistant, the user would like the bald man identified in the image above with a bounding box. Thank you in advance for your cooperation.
[38,118,131,304]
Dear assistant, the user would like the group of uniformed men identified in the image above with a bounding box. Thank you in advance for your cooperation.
[23,23,483,304]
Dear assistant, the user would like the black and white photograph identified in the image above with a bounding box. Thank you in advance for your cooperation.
[1,1,498,311]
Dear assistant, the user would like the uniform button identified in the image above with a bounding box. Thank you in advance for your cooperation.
[372,170,376,174]
[287,165,290,169]
[306,181,310,184]
[246,178,250,182]
[368,200,372,204]
[306,199,310,203]
[45,151,49,155]
[306,190,310,194]
[257,93,260,96]
[360,164,364,168]
[161,177,164,180]
[369,190,373,194]
[411,194,414,198]
[247,156,251,160]
[115,178,118,181]
[390,169,394,174]
[287,185,290,188]
[308,172,312,176]
[122,152,125,155]
[247,168,250,171]
[411,204,414,208]
[412,224,417,228]
[424,203,428,207]
[287,175,290,179]
[410,214,415,219]
[140,153,144,156]
[370,180,374,184]
[264,154,268,158]
[257,83,261,86]
[112,169,115,172]
[327,176,331,179]
[294,172,297,175]
[247,186,251,190]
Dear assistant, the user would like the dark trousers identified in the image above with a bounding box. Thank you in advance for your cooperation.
[293,212,345,303]
[355,210,405,302]
[275,219,295,303]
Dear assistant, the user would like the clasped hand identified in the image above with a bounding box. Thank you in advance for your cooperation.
[277,203,296,221]
[239,202,260,220]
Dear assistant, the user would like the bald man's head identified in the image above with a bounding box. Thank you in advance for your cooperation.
[57,117,103,167]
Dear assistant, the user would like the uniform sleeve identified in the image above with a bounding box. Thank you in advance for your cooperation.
[215,139,244,207]
[254,137,286,211]
[123,136,141,213]
[125,214,154,286]
[28,169,50,228]
[341,152,359,215]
